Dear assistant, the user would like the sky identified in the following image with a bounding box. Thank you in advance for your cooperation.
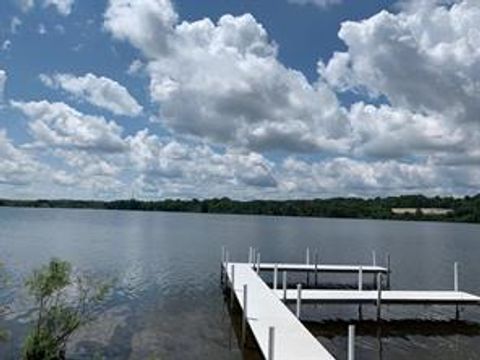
[0,0,480,200]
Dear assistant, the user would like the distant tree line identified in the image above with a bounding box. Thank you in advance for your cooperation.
[1,194,480,223]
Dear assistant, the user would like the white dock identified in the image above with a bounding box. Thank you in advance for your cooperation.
[256,263,388,274]
[276,289,480,304]
[221,246,480,359]
[225,263,335,360]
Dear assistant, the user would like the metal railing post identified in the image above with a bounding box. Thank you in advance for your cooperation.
[358,266,363,291]
[454,262,459,292]
[296,283,302,318]
[273,264,278,290]
[256,253,261,274]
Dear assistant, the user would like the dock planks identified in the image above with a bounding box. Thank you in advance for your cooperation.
[226,263,335,360]
[256,263,388,274]
[276,289,480,304]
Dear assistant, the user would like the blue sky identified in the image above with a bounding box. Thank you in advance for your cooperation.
[0,0,479,200]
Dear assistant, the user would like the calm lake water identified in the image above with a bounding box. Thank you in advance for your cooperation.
[1,207,480,359]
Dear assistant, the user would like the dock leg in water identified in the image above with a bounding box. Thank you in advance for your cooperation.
[242,284,248,347]
[230,264,235,309]
[376,273,382,321]
[220,246,226,286]
[386,253,391,289]
[348,325,355,360]
[268,326,275,360]
[296,283,302,318]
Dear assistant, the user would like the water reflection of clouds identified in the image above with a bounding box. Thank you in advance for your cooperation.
[3,209,480,358]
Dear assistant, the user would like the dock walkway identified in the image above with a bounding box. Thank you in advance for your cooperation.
[276,289,480,304]
[225,263,335,360]
[256,263,388,274]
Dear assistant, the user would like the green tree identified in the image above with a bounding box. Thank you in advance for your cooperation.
[23,259,111,360]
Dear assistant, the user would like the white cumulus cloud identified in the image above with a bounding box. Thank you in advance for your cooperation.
[0,129,44,186]
[319,0,480,125]
[11,100,128,153]
[105,1,348,153]
[40,73,143,116]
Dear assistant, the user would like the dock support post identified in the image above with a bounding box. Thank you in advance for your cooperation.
[273,264,278,290]
[242,284,248,347]
[386,253,391,289]
[358,266,363,291]
[230,264,235,308]
[306,248,310,286]
[268,326,275,360]
[358,265,365,319]
[454,261,459,320]
[221,246,226,285]
[376,273,382,321]
[454,262,459,292]
[314,250,319,287]
[224,251,230,291]
[256,253,261,275]
[282,271,287,302]
[348,325,355,360]
[296,283,302,318]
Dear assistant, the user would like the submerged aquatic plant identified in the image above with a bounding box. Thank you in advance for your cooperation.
[22,259,111,360]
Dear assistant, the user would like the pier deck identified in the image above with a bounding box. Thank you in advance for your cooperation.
[225,263,335,360]
[276,289,480,305]
[256,263,388,274]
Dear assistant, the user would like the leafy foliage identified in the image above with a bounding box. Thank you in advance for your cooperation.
[1,194,480,223]
[23,259,110,360]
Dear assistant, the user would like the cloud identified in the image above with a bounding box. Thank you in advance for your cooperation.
[11,100,128,153]
[0,70,6,102]
[2,40,12,51]
[104,0,178,59]
[40,73,143,116]
[43,0,75,16]
[0,129,44,186]
[127,59,144,75]
[127,129,278,193]
[105,1,348,153]
[16,0,75,15]
[4,0,480,199]
[287,0,342,9]
[38,23,47,35]
[280,157,444,197]
[319,0,480,125]
[16,0,34,12]
[348,102,466,159]
[10,17,22,34]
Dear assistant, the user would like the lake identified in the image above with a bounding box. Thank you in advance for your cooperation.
[1,207,480,359]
